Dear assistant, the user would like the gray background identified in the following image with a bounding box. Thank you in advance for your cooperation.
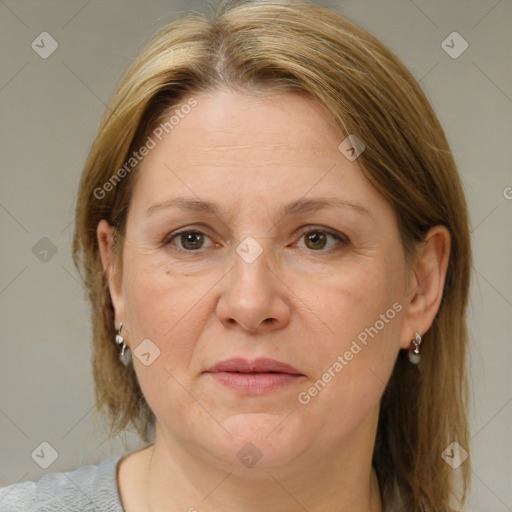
[0,1,511,511]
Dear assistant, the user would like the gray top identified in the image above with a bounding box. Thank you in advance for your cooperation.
[0,455,403,511]
[0,456,124,512]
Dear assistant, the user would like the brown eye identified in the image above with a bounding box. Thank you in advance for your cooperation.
[298,229,348,252]
[304,231,328,250]
[165,230,212,251]
[180,232,205,250]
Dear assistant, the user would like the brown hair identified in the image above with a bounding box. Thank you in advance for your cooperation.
[72,1,472,510]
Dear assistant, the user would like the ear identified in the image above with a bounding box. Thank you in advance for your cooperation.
[97,219,125,325]
[399,225,451,349]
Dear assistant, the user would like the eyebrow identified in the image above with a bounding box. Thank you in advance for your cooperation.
[145,196,374,220]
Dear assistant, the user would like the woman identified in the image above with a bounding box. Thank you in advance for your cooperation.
[0,1,472,511]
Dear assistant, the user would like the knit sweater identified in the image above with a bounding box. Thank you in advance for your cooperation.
[0,455,403,511]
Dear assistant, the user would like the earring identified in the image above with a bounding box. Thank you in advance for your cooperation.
[115,322,132,366]
[408,332,422,364]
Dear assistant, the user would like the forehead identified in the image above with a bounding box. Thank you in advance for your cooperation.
[144,87,345,163]
[128,88,390,222]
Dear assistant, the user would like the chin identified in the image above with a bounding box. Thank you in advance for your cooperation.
[204,412,308,470]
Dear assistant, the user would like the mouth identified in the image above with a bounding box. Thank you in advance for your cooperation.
[204,357,305,394]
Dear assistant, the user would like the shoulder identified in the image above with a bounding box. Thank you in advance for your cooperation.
[0,455,124,512]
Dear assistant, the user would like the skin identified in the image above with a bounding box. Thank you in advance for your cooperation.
[97,87,450,512]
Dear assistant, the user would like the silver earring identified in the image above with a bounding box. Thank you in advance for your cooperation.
[408,332,422,364]
[115,322,131,366]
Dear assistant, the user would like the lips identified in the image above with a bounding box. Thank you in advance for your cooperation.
[205,357,305,395]
[205,357,303,375]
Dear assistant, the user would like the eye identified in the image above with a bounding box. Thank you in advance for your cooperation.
[163,227,349,253]
[295,227,349,252]
[163,230,215,251]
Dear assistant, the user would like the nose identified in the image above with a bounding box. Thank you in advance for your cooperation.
[216,238,291,333]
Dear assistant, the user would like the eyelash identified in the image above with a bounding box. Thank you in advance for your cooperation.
[162,227,349,254]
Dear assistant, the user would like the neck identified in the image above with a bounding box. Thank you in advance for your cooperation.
[144,421,383,512]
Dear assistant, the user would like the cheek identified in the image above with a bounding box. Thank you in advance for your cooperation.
[120,255,209,420]
[302,255,404,402]
[121,252,208,363]
[317,257,404,346]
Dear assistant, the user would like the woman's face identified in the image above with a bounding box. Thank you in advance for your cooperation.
[104,88,416,469]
